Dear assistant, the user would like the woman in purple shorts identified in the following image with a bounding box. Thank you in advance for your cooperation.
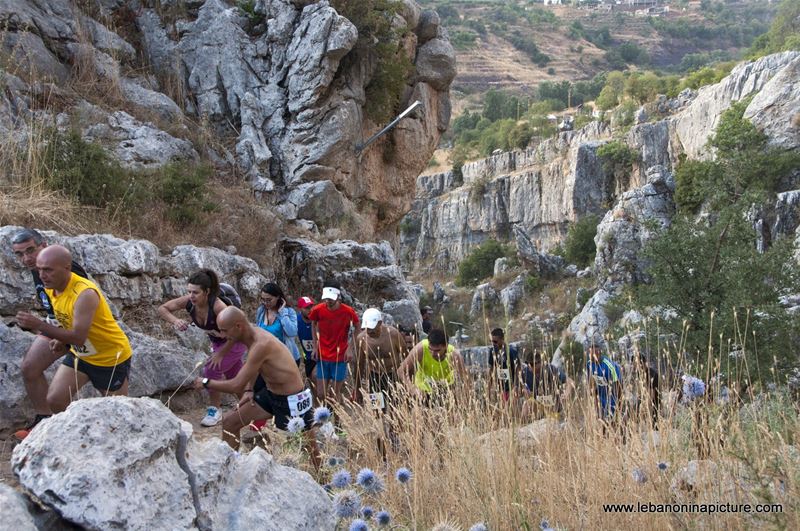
[158,269,247,427]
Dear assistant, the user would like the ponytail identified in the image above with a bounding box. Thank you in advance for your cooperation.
[188,268,220,299]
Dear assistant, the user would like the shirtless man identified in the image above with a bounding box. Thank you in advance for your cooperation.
[195,307,318,467]
[15,245,132,418]
[352,308,407,412]
[10,229,89,437]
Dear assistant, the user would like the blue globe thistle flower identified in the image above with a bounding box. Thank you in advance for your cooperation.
[332,469,352,489]
[333,490,361,519]
[682,375,706,402]
[540,519,554,531]
[327,456,339,468]
[313,406,332,424]
[286,416,305,434]
[375,510,391,527]
[356,468,384,493]
[349,519,369,531]
[469,524,489,531]
[657,462,669,471]
[361,506,374,519]
[395,467,412,484]
[632,468,647,484]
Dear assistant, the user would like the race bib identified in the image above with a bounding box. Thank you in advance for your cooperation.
[302,339,314,352]
[45,316,61,328]
[497,368,510,381]
[592,374,610,387]
[536,394,555,407]
[367,392,385,410]
[287,389,313,417]
[71,339,98,358]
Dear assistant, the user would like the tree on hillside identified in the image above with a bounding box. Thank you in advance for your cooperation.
[596,71,625,110]
[635,98,800,376]
[747,0,800,58]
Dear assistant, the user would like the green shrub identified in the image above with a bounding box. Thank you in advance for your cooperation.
[42,129,138,208]
[456,240,509,287]
[674,159,721,214]
[563,215,600,268]
[332,0,412,124]
[155,162,214,225]
[525,274,541,292]
[41,129,213,226]
[597,140,638,176]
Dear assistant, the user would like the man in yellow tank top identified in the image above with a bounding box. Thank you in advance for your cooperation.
[15,245,132,414]
[399,328,467,401]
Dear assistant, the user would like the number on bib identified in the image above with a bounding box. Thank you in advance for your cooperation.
[367,392,385,410]
[288,389,313,417]
[497,368,510,381]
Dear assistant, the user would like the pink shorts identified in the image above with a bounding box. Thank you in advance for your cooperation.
[203,341,246,380]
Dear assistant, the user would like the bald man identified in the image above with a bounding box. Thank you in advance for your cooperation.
[15,245,132,426]
[10,228,88,436]
[194,307,318,467]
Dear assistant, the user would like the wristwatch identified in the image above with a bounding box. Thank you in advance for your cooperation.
[201,377,210,388]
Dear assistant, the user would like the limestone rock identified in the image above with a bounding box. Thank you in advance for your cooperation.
[279,238,420,314]
[0,484,37,531]
[12,397,334,530]
[12,398,197,531]
[494,257,510,277]
[382,299,424,332]
[415,37,457,91]
[593,165,675,290]
[187,439,335,530]
[673,51,800,160]
[0,322,54,438]
[470,283,499,318]
[416,9,440,43]
[83,111,198,168]
[744,54,800,151]
[500,275,526,316]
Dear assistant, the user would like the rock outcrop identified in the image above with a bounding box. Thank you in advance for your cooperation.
[0,225,268,317]
[399,52,800,275]
[11,397,334,530]
[0,0,456,239]
[280,238,422,331]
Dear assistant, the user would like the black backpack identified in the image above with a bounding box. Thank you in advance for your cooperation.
[218,282,242,308]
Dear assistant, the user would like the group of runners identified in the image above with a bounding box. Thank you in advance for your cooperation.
[8,227,658,456]
[7,229,473,449]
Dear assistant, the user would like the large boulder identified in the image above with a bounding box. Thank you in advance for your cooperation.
[470,283,499,318]
[744,54,800,151]
[0,484,37,531]
[12,397,334,530]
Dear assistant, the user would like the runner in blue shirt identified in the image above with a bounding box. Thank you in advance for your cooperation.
[586,339,622,420]
[296,296,316,395]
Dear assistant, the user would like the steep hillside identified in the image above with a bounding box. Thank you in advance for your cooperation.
[419,0,776,93]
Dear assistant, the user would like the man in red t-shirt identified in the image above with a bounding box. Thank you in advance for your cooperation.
[308,283,359,405]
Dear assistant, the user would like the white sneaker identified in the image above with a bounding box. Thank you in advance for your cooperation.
[200,407,222,427]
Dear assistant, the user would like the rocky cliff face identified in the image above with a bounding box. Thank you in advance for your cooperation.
[0,0,455,239]
[399,51,800,274]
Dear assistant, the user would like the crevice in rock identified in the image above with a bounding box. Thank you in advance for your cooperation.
[175,430,208,531]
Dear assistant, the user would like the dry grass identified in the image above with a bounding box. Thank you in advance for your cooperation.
[248,327,800,530]
[292,374,799,530]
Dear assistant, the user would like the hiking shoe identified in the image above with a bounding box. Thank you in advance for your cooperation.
[200,407,222,427]
[14,414,51,441]
[14,429,31,441]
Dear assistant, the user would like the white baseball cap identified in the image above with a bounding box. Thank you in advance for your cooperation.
[321,286,340,301]
[361,308,382,329]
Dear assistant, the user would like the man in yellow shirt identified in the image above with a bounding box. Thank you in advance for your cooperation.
[15,245,132,418]
[399,328,467,402]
